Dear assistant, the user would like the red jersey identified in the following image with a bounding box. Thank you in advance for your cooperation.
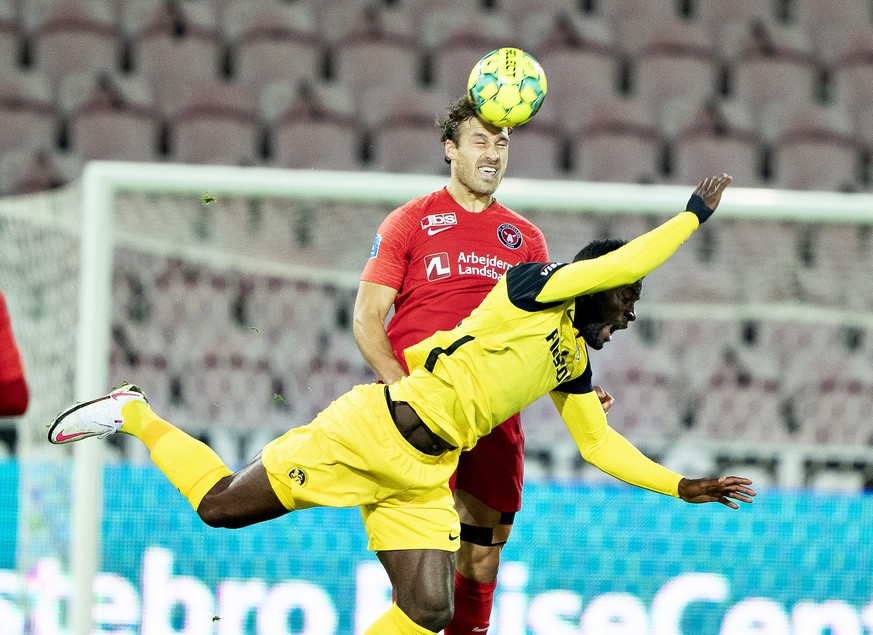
[361,187,549,366]
[0,291,25,383]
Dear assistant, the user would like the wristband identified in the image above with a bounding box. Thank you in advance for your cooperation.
[686,193,714,223]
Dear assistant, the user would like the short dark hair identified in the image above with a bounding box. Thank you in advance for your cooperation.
[437,97,513,164]
[438,97,478,146]
[573,238,627,262]
[573,238,644,293]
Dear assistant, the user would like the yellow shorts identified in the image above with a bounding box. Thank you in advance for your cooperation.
[261,383,462,552]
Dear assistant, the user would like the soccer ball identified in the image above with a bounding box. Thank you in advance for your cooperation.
[466,48,548,127]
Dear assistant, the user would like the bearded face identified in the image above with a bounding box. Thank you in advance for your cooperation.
[446,117,509,197]
[575,282,641,350]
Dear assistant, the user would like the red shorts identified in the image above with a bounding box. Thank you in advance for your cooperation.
[449,412,524,513]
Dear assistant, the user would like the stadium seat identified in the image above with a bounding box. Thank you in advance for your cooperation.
[669,100,764,187]
[792,377,873,446]
[0,70,57,154]
[651,244,747,304]
[724,20,820,122]
[859,99,873,137]
[794,254,862,308]
[366,87,452,174]
[245,279,321,356]
[222,0,323,97]
[27,0,121,88]
[359,81,449,131]
[503,119,567,180]
[790,0,873,63]
[0,3,21,75]
[793,222,871,307]
[756,321,852,394]
[0,148,71,195]
[421,8,517,98]
[264,79,363,171]
[533,12,621,132]
[567,96,662,182]
[523,207,601,263]
[764,104,861,191]
[692,373,790,444]
[596,0,684,24]
[330,4,423,113]
[596,341,685,445]
[719,218,800,303]
[622,19,720,126]
[369,119,445,175]
[310,0,405,45]
[185,354,275,430]
[694,0,772,34]
[773,138,862,192]
[831,32,873,118]
[59,71,161,162]
[125,1,223,106]
[518,8,615,55]
[165,80,260,165]
[857,104,873,189]
[658,319,745,388]
[499,0,588,26]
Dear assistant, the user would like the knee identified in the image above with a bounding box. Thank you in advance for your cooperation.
[457,539,505,582]
[402,593,454,632]
[196,492,240,529]
[465,541,503,576]
[196,502,230,528]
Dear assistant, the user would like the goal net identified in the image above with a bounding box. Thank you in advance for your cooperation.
[3,161,873,634]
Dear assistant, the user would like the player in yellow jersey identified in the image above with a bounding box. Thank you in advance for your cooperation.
[50,174,754,635]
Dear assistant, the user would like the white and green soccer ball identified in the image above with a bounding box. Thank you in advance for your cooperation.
[466,47,548,127]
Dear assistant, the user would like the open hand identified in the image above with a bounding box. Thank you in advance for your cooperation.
[694,174,733,212]
[678,476,755,509]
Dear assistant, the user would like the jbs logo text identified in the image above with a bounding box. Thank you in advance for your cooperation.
[421,213,457,229]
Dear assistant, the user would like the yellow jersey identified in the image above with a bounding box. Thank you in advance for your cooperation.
[390,211,703,497]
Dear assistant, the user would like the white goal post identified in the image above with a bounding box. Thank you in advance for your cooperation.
[24,160,873,635]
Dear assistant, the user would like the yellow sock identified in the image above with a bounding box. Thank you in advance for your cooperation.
[120,401,232,510]
[363,603,438,635]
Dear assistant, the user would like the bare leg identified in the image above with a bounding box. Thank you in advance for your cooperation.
[446,488,513,634]
[197,457,289,529]
[377,548,457,632]
[453,489,513,583]
[118,400,289,528]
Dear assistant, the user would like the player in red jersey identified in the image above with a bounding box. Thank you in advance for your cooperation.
[0,290,29,416]
[355,97,609,634]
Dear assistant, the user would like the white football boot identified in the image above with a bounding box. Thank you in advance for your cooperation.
[48,383,148,444]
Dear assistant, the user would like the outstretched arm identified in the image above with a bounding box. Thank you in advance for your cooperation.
[551,390,755,508]
[536,174,733,303]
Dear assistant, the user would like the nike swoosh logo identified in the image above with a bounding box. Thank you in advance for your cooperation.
[472,628,489,632]
[448,532,460,541]
[427,226,453,235]
[55,430,91,442]
[111,392,138,400]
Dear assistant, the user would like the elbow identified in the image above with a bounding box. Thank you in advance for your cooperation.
[578,442,601,465]
[351,307,374,346]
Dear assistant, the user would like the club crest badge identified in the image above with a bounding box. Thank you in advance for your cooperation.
[288,467,307,486]
[497,223,522,249]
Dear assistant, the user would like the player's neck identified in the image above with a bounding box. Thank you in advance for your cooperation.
[445,182,494,213]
